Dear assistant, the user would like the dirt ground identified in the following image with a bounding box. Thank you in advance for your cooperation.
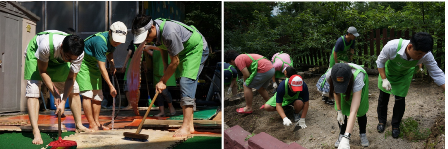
[224,75,445,149]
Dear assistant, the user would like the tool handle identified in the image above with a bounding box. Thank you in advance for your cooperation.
[58,111,61,139]
[111,75,115,130]
[135,91,159,134]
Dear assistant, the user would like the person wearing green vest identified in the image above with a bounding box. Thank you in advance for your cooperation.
[270,52,293,89]
[376,32,445,139]
[262,67,309,128]
[328,27,359,68]
[76,21,127,131]
[223,62,238,96]
[327,63,370,148]
[224,50,274,114]
[24,30,90,145]
[121,40,141,110]
[131,15,209,137]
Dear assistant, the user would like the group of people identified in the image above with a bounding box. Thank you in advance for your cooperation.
[224,27,445,149]
[25,14,209,145]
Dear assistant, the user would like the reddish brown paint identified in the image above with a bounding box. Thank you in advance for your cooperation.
[127,42,147,116]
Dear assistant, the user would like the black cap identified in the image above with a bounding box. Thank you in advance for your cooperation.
[331,63,352,93]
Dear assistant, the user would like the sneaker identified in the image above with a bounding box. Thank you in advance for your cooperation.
[294,112,300,122]
[322,96,327,101]
[326,99,334,105]
[392,128,400,139]
[360,133,369,147]
[334,134,343,148]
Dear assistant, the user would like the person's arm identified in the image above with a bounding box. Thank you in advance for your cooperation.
[333,51,339,63]
[240,67,250,83]
[301,101,309,118]
[230,78,237,95]
[422,53,445,90]
[345,90,362,134]
[276,103,287,119]
[98,60,116,97]
[299,83,309,118]
[55,71,77,114]
[155,54,179,93]
[122,50,132,73]
[106,53,116,75]
[37,60,61,104]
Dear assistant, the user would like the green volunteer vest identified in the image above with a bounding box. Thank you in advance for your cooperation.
[152,49,176,86]
[329,36,353,68]
[224,64,238,85]
[378,38,418,97]
[76,32,108,91]
[334,64,369,117]
[245,54,266,86]
[24,32,71,82]
[266,78,302,107]
[156,18,204,80]
[273,51,293,78]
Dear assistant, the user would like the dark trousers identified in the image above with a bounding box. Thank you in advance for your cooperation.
[377,90,406,128]
[338,114,367,135]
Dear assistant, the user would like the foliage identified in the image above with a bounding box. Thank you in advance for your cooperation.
[224,2,445,70]
[399,117,432,141]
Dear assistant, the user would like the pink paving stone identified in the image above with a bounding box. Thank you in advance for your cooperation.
[225,125,251,149]
[248,132,289,149]
[286,142,307,149]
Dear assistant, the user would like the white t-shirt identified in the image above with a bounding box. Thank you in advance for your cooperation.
[376,39,445,86]
[26,30,84,73]
[326,63,365,93]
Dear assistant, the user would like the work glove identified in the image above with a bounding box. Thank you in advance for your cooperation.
[273,82,278,88]
[337,110,345,125]
[283,117,292,126]
[338,137,350,149]
[227,87,232,95]
[298,118,307,129]
[419,68,424,72]
[382,78,392,91]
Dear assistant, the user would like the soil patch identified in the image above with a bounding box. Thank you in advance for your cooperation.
[225,75,444,148]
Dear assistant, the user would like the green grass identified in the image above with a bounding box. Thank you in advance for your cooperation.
[399,117,431,141]
[0,131,75,149]
[174,136,221,149]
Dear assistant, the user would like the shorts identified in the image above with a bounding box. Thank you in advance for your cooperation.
[244,68,275,90]
[26,80,80,98]
[80,90,103,101]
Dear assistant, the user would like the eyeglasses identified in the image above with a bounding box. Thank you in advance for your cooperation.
[113,30,127,36]
[63,52,77,62]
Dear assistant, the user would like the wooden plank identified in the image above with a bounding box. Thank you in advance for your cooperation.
[376,29,381,57]
[382,28,388,47]
[397,30,402,39]
[390,28,395,40]
[405,30,409,40]
[0,124,67,132]
[124,119,221,129]
[369,30,374,69]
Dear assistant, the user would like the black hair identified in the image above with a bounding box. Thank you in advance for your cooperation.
[328,73,354,101]
[285,67,297,78]
[131,14,155,35]
[410,32,433,53]
[62,35,84,56]
[224,50,239,63]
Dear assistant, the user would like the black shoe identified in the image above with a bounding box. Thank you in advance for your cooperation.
[392,128,400,138]
[322,96,327,101]
[326,99,334,105]
[377,123,385,133]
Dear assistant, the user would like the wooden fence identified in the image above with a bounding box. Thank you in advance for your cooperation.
[296,28,444,69]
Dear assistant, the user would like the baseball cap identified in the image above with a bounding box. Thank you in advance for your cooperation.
[133,19,154,44]
[347,26,359,37]
[110,21,127,43]
[330,63,352,93]
[288,75,303,92]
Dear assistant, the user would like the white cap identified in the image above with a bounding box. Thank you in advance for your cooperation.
[133,20,153,44]
[347,26,359,37]
[110,21,127,43]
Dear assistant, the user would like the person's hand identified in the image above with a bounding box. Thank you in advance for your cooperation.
[155,81,166,93]
[55,100,66,115]
[298,118,307,128]
[109,86,117,98]
[337,110,345,125]
[120,67,126,73]
[338,137,350,149]
[283,117,292,126]
[110,65,116,75]
[227,87,232,95]
[419,68,424,72]
[382,78,392,91]
[272,82,278,88]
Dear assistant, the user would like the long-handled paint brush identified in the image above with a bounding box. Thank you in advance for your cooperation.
[47,111,77,148]
[123,91,159,141]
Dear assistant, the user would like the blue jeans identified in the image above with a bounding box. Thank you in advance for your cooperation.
[206,62,221,101]
[180,46,209,107]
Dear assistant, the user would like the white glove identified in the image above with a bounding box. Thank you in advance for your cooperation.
[273,82,278,88]
[419,68,424,72]
[382,78,392,91]
[227,87,232,94]
[337,111,345,125]
[298,118,307,129]
[338,137,350,149]
[283,117,292,126]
